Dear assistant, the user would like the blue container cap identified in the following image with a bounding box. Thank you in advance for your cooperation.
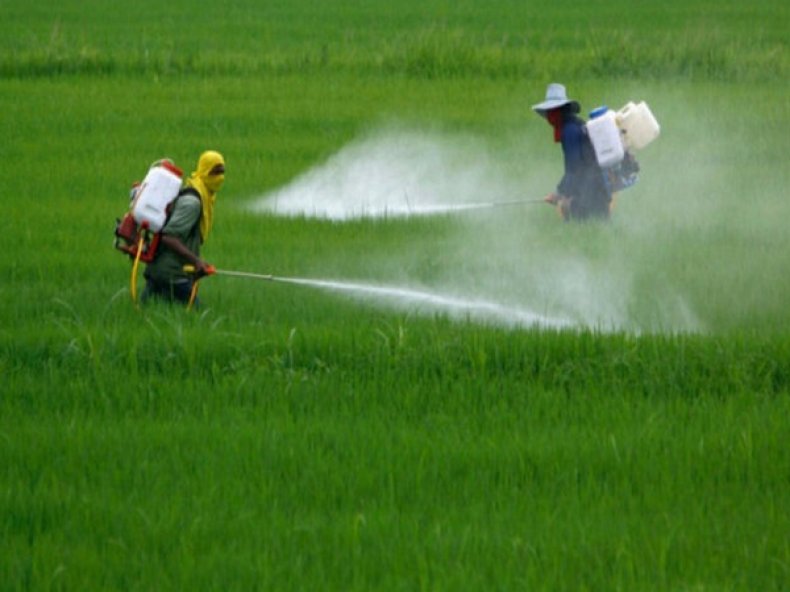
[589,106,608,119]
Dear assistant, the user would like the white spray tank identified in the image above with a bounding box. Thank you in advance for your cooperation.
[616,101,660,151]
[586,106,625,169]
[131,160,184,232]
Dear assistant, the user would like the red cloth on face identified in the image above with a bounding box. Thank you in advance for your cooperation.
[546,109,563,143]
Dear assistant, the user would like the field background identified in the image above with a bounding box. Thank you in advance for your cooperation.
[2,1,789,590]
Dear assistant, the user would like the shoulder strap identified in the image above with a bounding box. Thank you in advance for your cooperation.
[178,187,200,199]
[167,187,199,212]
[163,187,196,223]
[578,121,601,169]
[162,186,203,236]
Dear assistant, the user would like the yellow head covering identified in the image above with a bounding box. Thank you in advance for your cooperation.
[185,150,225,242]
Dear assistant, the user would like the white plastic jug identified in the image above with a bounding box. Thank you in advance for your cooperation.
[616,101,660,151]
[586,107,625,169]
[131,160,184,232]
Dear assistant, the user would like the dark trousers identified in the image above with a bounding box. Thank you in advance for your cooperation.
[569,196,611,221]
[141,277,195,306]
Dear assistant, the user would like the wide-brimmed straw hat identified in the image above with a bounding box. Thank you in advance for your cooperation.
[531,83,580,117]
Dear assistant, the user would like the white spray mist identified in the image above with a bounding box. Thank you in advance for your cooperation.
[248,124,707,332]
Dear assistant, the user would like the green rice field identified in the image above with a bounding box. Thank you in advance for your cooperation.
[2,1,789,589]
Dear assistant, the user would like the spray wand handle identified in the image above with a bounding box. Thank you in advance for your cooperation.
[183,264,217,277]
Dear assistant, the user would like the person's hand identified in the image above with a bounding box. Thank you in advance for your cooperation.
[544,192,561,205]
[194,260,213,278]
[545,193,572,220]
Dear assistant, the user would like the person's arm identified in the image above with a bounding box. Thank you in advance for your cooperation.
[159,235,211,275]
[160,194,212,276]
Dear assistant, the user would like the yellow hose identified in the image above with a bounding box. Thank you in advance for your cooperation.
[130,234,144,304]
[187,280,199,311]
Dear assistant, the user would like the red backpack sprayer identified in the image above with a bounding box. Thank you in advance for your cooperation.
[114,159,185,302]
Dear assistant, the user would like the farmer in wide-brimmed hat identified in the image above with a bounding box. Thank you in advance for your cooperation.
[533,83,611,221]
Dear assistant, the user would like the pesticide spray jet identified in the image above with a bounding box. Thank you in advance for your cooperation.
[188,266,573,330]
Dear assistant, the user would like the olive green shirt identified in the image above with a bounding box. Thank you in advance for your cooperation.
[144,191,202,283]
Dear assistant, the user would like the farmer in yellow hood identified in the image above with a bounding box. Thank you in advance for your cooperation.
[142,150,226,305]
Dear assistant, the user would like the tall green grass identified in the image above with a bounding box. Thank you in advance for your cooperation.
[2,0,789,589]
[2,0,787,81]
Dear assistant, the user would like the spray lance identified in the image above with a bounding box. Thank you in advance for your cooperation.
[183,264,277,309]
[399,197,550,216]
[182,263,367,310]
[184,264,274,281]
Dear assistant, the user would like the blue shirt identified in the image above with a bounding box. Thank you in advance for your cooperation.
[556,116,611,219]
